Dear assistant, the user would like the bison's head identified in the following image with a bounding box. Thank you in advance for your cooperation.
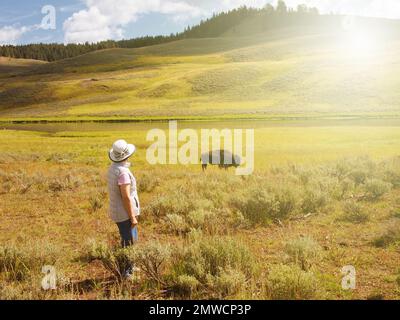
[233,154,242,167]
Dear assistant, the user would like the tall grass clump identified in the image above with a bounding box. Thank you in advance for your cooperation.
[0,243,59,282]
[87,240,131,283]
[373,222,400,248]
[129,241,171,287]
[363,179,392,201]
[284,237,322,271]
[300,176,332,213]
[266,264,319,300]
[89,191,106,212]
[170,237,258,299]
[338,200,369,223]
[146,191,194,217]
[87,236,258,299]
[381,157,400,188]
[164,208,242,236]
[47,174,83,193]
[233,185,298,226]
[165,214,188,235]
[137,172,160,193]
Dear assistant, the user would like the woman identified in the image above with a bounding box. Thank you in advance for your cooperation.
[107,139,140,248]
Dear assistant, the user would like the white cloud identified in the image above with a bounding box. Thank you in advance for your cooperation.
[63,0,207,44]
[63,6,124,44]
[0,25,29,45]
[63,0,400,44]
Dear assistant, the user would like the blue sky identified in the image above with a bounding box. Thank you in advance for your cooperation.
[1,0,400,45]
[0,0,202,44]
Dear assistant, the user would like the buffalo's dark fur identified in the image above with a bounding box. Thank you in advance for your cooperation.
[200,150,241,171]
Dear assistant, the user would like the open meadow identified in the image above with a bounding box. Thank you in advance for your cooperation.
[1,8,400,301]
[0,120,400,300]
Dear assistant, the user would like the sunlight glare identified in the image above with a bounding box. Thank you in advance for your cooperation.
[340,16,382,60]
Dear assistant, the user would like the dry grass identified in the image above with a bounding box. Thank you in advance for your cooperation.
[0,159,399,299]
[0,127,399,299]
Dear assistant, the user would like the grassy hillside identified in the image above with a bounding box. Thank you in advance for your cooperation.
[1,22,400,120]
[0,57,46,78]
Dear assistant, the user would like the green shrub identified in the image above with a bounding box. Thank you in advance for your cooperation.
[266,264,319,300]
[89,194,104,212]
[373,222,400,248]
[338,201,369,224]
[295,167,312,185]
[171,237,257,299]
[233,190,274,225]
[333,160,352,179]
[382,158,400,188]
[0,171,44,194]
[147,192,193,217]
[284,237,322,271]
[87,240,131,282]
[273,186,298,219]
[364,179,392,200]
[176,237,256,279]
[192,198,215,211]
[230,210,246,228]
[233,186,298,225]
[384,170,400,189]
[137,172,160,193]
[187,210,208,229]
[334,178,355,200]
[349,169,367,185]
[130,241,171,286]
[0,284,24,300]
[165,214,189,235]
[0,243,58,282]
[0,246,31,281]
[46,153,76,164]
[301,188,328,213]
[173,274,200,298]
[47,174,83,193]
[206,268,246,299]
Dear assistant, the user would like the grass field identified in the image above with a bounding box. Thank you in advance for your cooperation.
[1,17,400,300]
[0,121,399,299]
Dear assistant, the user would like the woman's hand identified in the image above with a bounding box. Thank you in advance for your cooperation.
[131,217,138,227]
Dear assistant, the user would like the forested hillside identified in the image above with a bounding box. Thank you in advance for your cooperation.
[0,1,320,62]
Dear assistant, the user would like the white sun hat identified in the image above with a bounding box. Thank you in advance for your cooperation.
[109,139,136,162]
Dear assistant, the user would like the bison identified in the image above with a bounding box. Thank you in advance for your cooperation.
[201,150,242,171]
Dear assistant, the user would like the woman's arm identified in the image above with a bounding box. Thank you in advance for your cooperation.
[119,184,138,227]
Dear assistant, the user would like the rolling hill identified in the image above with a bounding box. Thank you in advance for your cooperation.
[1,16,400,121]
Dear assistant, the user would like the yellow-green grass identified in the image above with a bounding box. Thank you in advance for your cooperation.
[1,124,400,299]
[1,27,400,120]
[0,57,47,79]
[1,112,400,125]
[1,121,400,166]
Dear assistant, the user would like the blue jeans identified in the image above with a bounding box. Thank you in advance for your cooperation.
[116,219,138,248]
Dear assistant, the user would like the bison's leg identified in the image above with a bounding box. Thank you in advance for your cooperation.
[202,164,207,171]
